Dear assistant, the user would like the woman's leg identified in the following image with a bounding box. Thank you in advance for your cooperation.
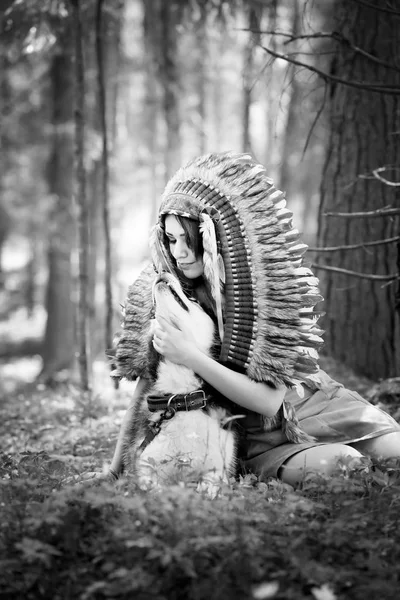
[350,431,400,460]
[279,443,363,488]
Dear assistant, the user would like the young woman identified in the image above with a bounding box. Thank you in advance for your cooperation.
[109,153,400,488]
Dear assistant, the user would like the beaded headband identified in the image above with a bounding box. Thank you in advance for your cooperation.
[114,152,324,443]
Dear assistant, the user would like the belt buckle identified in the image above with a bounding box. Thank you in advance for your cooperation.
[185,389,206,410]
[164,395,176,419]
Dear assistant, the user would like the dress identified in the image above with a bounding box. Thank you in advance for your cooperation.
[241,370,400,479]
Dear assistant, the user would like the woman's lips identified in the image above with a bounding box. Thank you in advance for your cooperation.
[178,263,194,270]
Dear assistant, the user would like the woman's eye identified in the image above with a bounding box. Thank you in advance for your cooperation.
[168,238,176,245]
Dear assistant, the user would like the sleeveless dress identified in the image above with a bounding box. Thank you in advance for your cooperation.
[241,370,400,480]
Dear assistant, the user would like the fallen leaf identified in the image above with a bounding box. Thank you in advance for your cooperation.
[252,581,279,599]
[311,583,337,600]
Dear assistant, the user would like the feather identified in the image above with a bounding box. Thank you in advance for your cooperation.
[200,212,224,342]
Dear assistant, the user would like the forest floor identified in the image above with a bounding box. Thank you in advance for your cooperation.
[1,323,400,599]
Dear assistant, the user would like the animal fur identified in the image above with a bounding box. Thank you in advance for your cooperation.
[124,273,237,492]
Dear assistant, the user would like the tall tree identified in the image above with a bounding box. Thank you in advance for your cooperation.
[242,4,261,153]
[278,0,301,194]
[71,0,90,391]
[160,0,181,181]
[96,0,113,368]
[195,0,208,155]
[263,0,278,174]
[0,46,11,286]
[211,28,224,151]
[83,0,123,359]
[317,0,400,379]
[143,0,162,227]
[41,27,76,381]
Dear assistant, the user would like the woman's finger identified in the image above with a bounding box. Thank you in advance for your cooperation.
[153,334,165,348]
[155,317,170,332]
[157,315,181,331]
[153,322,163,334]
[153,323,166,338]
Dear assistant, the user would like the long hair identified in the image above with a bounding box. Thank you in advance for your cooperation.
[161,214,203,259]
[161,215,219,326]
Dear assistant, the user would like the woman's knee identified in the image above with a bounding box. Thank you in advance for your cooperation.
[279,443,363,488]
[350,431,400,460]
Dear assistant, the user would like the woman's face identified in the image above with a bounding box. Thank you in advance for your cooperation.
[164,215,204,279]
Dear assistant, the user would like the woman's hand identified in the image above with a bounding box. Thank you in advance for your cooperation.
[152,319,285,418]
[152,316,197,366]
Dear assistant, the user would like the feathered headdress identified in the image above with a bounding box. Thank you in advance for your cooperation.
[114,152,324,443]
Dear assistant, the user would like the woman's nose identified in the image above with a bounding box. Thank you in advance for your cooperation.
[173,239,188,259]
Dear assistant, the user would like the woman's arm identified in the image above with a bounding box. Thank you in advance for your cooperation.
[153,318,285,418]
[185,347,285,417]
[109,376,151,476]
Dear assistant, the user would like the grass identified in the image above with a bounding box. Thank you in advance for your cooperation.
[1,356,400,600]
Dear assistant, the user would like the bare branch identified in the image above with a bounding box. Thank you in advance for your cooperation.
[241,29,400,73]
[288,31,400,74]
[260,46,400,95]
[302,83,327,157]
[324,208,400,218]
[349,0,400,17]
[312,263,400,282]
[308,236,400,252]
[237,29,330,40]
[372,167,400,187]
[288,51,336,58]
[336,37,400,74]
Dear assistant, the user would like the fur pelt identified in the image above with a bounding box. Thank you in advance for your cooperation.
[123,273,237,490]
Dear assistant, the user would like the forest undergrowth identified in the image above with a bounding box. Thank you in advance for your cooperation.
[1,353,400,600]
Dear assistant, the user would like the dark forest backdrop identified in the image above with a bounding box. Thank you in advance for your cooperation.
[1,0,399,391]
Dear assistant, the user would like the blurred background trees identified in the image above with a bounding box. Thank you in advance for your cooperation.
[0,0,399,386]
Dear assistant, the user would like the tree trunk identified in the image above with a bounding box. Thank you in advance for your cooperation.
[0,48,11,289]
[264,0,278,175]
[211,30,225,151]
[0,205,10,289]
[72,0,91,391]
[25,227,38,317]
[242,7,260,153]
[196,3,207,155]
[41,34,76,381]
[82,0,123,359]
[279,2,300,195]
[96,0,113,361]
[317,0,400,380]
[86,161,102,356]
[143,0,162,229]
[160,0,181,182]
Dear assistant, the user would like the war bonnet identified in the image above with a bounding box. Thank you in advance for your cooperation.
[113,152,324,443]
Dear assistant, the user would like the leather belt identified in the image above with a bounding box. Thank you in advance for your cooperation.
[147,389,207,413]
